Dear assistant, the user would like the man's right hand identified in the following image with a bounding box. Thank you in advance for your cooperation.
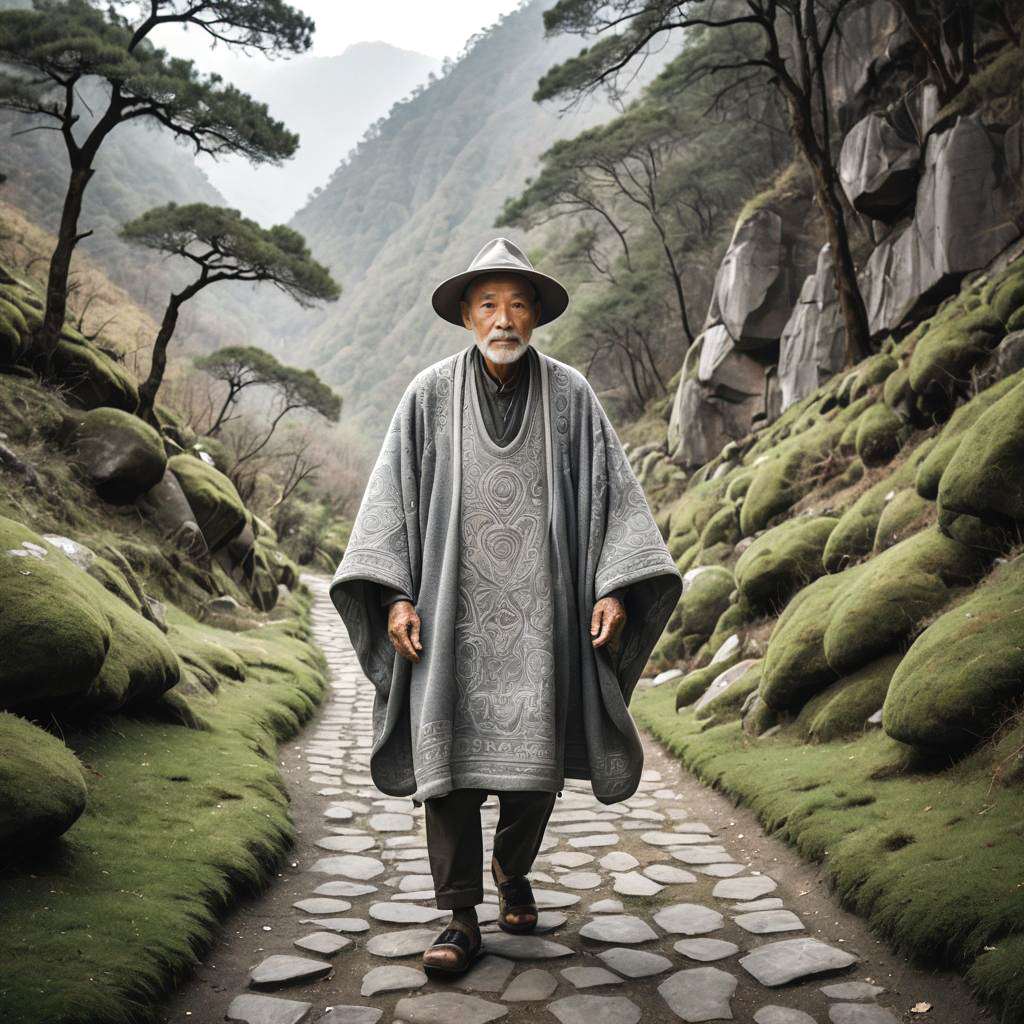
[388,600,423,663]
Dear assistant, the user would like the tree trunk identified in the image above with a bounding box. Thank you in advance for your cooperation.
[136,294,184,424]
[36,162,94,366]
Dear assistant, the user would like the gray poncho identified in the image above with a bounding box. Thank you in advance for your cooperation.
[330,344,681,804]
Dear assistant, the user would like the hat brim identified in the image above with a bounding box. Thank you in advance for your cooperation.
[431,267,569,328]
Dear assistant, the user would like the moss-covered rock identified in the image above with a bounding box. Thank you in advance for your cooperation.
[795,653,900,742]
[51,333,138,411]
[70,407,167,504]
[938,378,1024,527]
[855,403,905,467]
[679,565,734,639]
[699,504,741,549]
[693,659,762,722]
[984,255,1024,328]
[675,644,744,709]
[168,453,247,553]
[873,488,933,552]
[0,515,180,713]
[0,297,28,363]
[850,352,898,400]
[883,559,1024,752]
[191,435,232,474]
[667,480,727,555]
[0,712,88,846]
[823,528,987,676]
[735,515,837,612]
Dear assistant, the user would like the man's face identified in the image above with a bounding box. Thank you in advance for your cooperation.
[460,273,541,366]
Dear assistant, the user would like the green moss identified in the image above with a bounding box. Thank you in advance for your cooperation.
[667,479,727,554]
[985,257,1024,328]
[882,364,910,411]
[855,403,905,467]
[873,489,933,552]
[850,352,898,400]
[694,659,762,723]
[0,712,88,846]
[699,504,741,549]
[679,565,734,638]
[168,454,247,553]
[735,515,837,612]
[795,654,900,742]
[675,646,743,709]
[939,44,1024,121]
[631,684,1024,1022]
[51,335,139,412]
[938,378,1024,527]
[192,435,232,474]
[883,558,1024,752]
[0,299,27,362]
[71,407,167,503]
[824,528,987,677]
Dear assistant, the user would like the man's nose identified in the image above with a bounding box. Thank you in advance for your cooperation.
[496,306,513,328]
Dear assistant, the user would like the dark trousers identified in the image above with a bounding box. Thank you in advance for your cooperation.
[423,789,557,910]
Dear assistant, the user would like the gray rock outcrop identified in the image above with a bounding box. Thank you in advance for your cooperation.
[839,109,920,221]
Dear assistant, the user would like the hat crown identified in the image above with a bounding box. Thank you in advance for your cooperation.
[466,237,534,274]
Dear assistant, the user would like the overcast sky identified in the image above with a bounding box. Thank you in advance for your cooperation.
[162,0,526,76]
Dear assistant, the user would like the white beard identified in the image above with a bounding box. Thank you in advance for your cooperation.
[477,329,530,365]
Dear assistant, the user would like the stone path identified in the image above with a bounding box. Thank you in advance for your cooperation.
[160,576,991,1024]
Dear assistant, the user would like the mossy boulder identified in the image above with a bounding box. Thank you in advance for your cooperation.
[855,403,905,467]
[883,560,1024,752]
[70,407,167,504]
[191,435,232,474]
[51,332,138,411]
[735,515,837,612]
[675,644,744,709]
[0,515,180,713]
[693,659,762,722]
[0,297,28,363]
[938,378,1024,527]
[667,480,727,555]
[795,653,900,742]
[850,352,898,400]
[0,712,88,846]
[136,467,208,556]
[679,565,734,639]
[873,488,932,552]
[984,255,1024,329]
[823,528,987,676]
[907,298,1004,410]
[168,453,247,553]
[699,504,741,549]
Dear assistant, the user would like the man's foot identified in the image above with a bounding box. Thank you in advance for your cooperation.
[491,855,538,934]
[421,913,481,974]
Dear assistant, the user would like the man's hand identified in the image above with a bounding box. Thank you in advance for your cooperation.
[388,600,423,663]
[591,595,626,649]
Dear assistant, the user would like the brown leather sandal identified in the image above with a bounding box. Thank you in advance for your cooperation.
[421,917,482,974]
[491,861,538,934]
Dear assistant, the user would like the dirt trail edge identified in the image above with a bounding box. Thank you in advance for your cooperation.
[157,575,992,1024]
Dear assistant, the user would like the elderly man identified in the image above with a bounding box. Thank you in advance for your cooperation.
[330,237,680,973]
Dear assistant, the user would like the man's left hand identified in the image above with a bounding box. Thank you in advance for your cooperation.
[591,595,626,649]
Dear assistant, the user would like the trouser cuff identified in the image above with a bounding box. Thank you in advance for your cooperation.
[435,886,484,910]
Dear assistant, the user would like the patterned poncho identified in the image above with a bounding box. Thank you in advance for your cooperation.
[330,344,681,804]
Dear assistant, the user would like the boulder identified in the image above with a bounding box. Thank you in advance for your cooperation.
[70,407,167,504]
[855,403,905,467]
[838,109,920,222]
[168,453,248,553]
[675,645,744,710]
[693,659,761,720]
[0,515,180,714]
[0,712,88,847]
[883,560,1024,752]
[50,330,138,411]
[713,210,792,348]
[679,566,734,639]
[0,296,29,364]
[735,516,838,612]
[861,116,1020,338]
[873,488,932,552]
[778,246,846,411]
[137,467,208,556]
[938,378,1024,527]
[795,654,901,742]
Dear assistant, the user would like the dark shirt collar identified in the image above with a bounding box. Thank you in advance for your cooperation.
[473,344,527,394]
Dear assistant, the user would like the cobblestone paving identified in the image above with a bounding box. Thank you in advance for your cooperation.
[222,577,915,1024]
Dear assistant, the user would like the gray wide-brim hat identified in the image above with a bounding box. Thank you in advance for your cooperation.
[431,237,569,327]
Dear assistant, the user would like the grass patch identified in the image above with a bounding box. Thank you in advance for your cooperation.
[631,684,1024,1023]
[0,609,327,1024]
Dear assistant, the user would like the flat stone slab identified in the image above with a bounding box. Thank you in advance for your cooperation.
[533,888,581,908]
[559,870,604,890]
[226,993,312,1024]
[450,955,516,993]
[600,852,640,871]
[641,831,714,847]
[324,805,354,821]
[310,854,385,879]
[579,914,659,944]
[313,880,377,897]
[548,994,641,1024]
[674,938,740,962]
[293,931,350,956]
[695,863,747,877]
[712,875,777,900]
[315,835,376,853]
[360,964,428,996]
[394,993,508,1024]
[484,933,575,959]
[653,903,725,936]
[561,966,624,989]
[597,947,673,978]
[322,1009,383,1024]
[547,851,596,868]
[301,917,369,933]
[732,898,784,912]
[249,955,332,989]
[658,966,738,1022]
[734,910,805,934]
[366,928,439,958]
[740,938,858,986]
[292,898,352,914]
[369,812,415,831]
[613,871,664,897]
[501,967,557,1001]
[644,865,697,884]
[753,1007,817,1024]
[569,834,619,848]
[673,822,714,834]
[368,901,447,924]
[828,1006,900,1024]
[671,847,731,864]
[820,982,886,1000]
[589,899,625,914]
